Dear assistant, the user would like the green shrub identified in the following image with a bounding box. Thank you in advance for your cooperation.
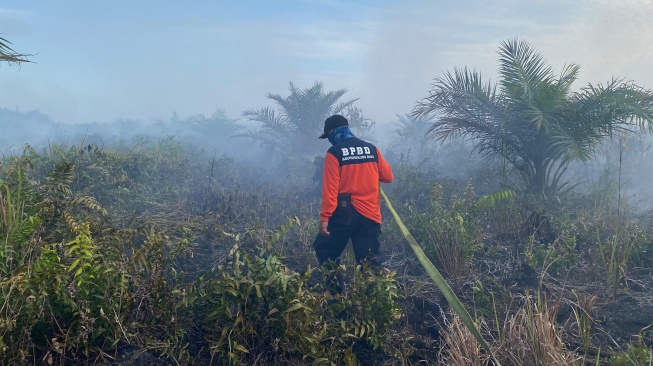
[611,336,652,366]
[524,229,578,276]
[193,242,400,365]
[0,154,195,364]
[407,181,481,282]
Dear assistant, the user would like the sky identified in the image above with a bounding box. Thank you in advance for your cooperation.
[1,0,653,126]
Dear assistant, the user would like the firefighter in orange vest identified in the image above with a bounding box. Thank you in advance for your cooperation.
[313,114,394,296]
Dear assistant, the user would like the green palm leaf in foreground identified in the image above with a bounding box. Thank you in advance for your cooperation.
[380,186,500,365]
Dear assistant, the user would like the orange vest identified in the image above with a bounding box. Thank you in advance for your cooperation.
[320,137,393,223]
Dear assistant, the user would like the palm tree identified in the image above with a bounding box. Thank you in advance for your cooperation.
[413,38,653,196]
[240,81,359,157]
[0,36,31,65]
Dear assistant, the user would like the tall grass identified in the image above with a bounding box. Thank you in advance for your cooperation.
[597,225,640,298]
[570,292,598,355]
[438,314,490,365]
[437,294,581,366]
[495,295,580,366]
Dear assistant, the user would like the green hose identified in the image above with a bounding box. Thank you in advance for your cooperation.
[380,186,499,365]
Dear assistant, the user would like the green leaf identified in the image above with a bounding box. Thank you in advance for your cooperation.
[225,288,238,296]
[68,258,81,273]
[283,303,305,313]
[380,187,500,365]
[255,284,262,298]
[233,344,249,353]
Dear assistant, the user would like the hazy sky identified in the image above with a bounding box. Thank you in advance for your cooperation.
[1,0,652,125]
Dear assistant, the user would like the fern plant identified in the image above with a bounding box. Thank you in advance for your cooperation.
[65,222,96,289]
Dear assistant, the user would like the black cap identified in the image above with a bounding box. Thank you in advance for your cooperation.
[319,115,349,139]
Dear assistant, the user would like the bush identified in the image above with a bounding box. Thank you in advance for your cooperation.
[193,243,400,365]
[407,181,482,282]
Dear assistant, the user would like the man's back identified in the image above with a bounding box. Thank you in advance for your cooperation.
[321,137,393,224]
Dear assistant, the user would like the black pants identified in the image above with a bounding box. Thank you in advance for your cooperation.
[312,208,382,294]
[313,207,382,267]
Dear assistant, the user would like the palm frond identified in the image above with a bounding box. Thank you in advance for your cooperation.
[331,98,359,115]
[242,106,291,132]
[415,67,523,161]
[0,36,31,65]
[546,128,595,162]
[571,79,653,136]
[499,38,554,104]
[474,189,515,210]
[557,63,581,92]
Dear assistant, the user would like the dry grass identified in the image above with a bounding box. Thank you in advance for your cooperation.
[433,290,584,366]
[495,296,581,366]
[438,314,490,366]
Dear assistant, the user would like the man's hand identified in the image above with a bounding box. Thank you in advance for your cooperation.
[319,221,330,236]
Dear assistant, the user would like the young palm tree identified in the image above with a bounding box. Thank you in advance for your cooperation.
[413,38,653,196]
[240,81,359,157]
[0,36,31,65]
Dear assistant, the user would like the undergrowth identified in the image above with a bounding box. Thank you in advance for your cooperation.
[1,139,652,365]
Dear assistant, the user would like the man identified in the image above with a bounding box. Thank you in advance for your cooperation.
[313,114,393,297]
